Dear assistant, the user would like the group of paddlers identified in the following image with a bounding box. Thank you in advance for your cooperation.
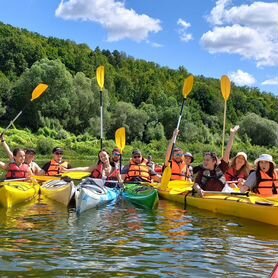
[0,126,277,198]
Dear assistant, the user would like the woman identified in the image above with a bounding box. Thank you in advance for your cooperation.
[225,152,251,188]
[193,125,239,196]
[0,148,32,179]
[66,149,122,182]
[241,154,278,197]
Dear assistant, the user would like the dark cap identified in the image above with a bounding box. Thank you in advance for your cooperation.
[173,147,182,153]
[184,152,194,162]
[52,147,64,154]
[112,147,121,153]
[25,149,36,155]
[132,150,141,156]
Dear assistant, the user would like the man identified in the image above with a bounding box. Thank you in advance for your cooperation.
[121,150,160,182]
[40,147,71,176]
[184,152,194,181]
[111,147,121,170]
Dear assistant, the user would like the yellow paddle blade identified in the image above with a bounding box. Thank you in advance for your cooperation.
[160,166,172,190]
[182,75,194,98]
[31,83,48,101]
[169,186,193,195]
[62,172,91,180]
[96,65,105,90]
[115,127,126,153]
[220,75,231,101]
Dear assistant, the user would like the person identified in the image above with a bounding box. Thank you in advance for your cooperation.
[65,149,121,181]
[240,154,278,197]
[110,147,121,170]
[164,129,190,181]
[0,135,41,175]
[146,155,155,171]
[225,152,251,188]
[121,150,161,183]
[0,148,32,179]
[184,152,194,181]
[40,147,71,176]
[193,125,239,196]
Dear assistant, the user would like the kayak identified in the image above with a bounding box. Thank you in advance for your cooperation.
[40,179,75,206]
[123,183,159,210]
[0,181,40,208]
[158,184,278,226]
[75,178,120,214]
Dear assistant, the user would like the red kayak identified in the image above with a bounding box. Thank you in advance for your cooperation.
[271,263,278,278]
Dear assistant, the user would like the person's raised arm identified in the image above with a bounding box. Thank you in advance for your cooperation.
[0,135,13,161]
[164,129,179,167]
[223,125,240,163]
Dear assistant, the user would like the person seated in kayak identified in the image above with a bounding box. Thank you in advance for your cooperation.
[0,148,32,180]
[184,152,194,181]
[240,154,278,197]
[164,129,190,181]
[146,155,155,171]
[225,152,252,189]
[65,149,122,182]
[121,150,161,183]
[110,147,121,170]
[40,147,71,176]
[0,135,41,175]
[193,125,239,196]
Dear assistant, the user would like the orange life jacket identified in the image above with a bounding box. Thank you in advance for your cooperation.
[171,160,188,181]
[225,167,248,181]
[47,159,69,176]
[255,171,278,197]
[6,163,29,179]
[125,159,151,182]
[91,163,119,180]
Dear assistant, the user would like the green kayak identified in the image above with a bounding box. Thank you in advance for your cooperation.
[123,183,159,210]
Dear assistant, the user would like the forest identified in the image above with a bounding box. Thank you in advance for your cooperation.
[0,21,278,162]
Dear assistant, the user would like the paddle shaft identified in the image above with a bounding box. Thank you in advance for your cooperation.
[100,90,103,149]
[221,100,227,157]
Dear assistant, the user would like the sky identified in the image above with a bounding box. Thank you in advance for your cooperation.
[0,0,277,94]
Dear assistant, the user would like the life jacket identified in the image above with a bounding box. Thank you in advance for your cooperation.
[6,163,29,179]
[253,171,278,197]
[225,167,247,181]
[200,166,226,190]
[47,159,69,176]
[91,163,119,181]
[171,160,188,181]
[125,158,151,182]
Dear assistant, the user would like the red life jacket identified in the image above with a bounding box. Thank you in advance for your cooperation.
[225,167,248,181]
[125,159,151,182]
[91,164,119,180]
[6,163,29,179]
[171,160,188,181]
[255,171,278,197]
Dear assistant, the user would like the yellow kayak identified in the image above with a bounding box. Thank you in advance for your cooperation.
[157,181,278,226]
[0,181,40,208]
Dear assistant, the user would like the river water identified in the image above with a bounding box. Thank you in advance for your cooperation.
[0,192,278,277]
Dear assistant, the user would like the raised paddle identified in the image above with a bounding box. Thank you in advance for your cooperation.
[1,83,48,136]
[220,75,231,157]
[96,65,105,150]
[160,75,194,190]
[115,127,126,173]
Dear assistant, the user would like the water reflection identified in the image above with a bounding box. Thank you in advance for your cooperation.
[0,196,278,277]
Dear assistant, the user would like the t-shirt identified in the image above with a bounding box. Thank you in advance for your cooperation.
[244,171,257,190]
[194,159,229,191]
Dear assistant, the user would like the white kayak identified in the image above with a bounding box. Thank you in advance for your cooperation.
[40,179,75,206]
[75,178,120,215]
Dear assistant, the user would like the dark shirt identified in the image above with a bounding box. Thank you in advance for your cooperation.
[194,159,229,191]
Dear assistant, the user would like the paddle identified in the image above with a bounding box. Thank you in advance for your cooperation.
[220,75,231,157]
[96,65,105,150]
[115,127,126,174]
[160,75,194,190]
[1,83,48,136]
[32,171,91,183]
[169,186,193,195]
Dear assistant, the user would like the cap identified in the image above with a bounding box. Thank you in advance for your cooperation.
[52,147,64,154]
[132,150,142,156]
[254,154,276,167]
[112,147,121,153]
[184,152,194,163]
[173,147,182,153]
[235,152,247,161]
[25,149,36,155]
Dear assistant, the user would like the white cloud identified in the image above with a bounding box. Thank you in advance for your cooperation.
[55,0,162,42]
[202,1,278,67]
[177,18,193,42]
[262,77,278,86]
[229,69,256,86]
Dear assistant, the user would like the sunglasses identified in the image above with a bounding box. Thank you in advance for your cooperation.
[55,152,63,155]
[174,153,183,157]
[113,153,121,156]
[133,155,141,158]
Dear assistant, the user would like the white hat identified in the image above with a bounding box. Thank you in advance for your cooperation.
[254,154,276,167]
[235,152,247,161]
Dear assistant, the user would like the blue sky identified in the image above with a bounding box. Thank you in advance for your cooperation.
[0,0,277,94]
